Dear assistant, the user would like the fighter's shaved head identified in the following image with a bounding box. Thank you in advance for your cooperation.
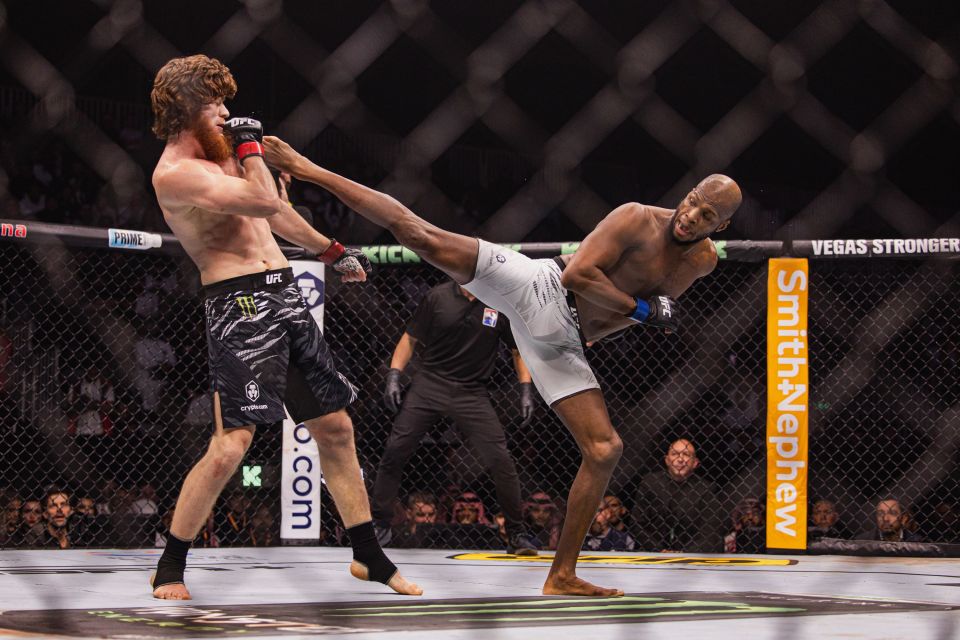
[693,174,742,220]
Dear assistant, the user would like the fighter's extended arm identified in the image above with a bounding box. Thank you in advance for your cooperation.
[269,201,333,253]
[267,179,369,282]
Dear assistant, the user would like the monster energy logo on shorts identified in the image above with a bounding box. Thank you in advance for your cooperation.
[236,295,258,318]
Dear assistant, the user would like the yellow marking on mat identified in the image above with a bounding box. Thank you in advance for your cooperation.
[452,553,796,566]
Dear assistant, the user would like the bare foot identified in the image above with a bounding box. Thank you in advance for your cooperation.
[350,560,423,596]
[542,575,623,597]
[150,573,192,600]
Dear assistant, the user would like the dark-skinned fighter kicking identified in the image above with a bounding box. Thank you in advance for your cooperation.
[263,134,740,597]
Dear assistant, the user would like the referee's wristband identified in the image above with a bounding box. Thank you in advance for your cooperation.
[627,298,650,322]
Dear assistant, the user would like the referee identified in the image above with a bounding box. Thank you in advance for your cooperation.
[372,281,538,555]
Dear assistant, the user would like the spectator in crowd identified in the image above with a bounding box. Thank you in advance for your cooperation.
[96,479,118,515]
[583,503,637,551]
[75,494,111,544]
[20,499,44,528]
[436,491,495,549]
[371,281,538,555]
[250,505,278,547]
[808,498,851,542]
[632,438,723,552]
[65,366,115,437]
[216,490,251,547]
[602,492,631,534]
[493,512,509,547]
[3,496,22,541]
[131,483,159,516]
[525,491,562,551]
[14,499,45,547]
[38,488,87,549]
[132,319,177,433]
[77,496,97,518]
[438,483,463,524]
[929,501,960,543]
[390,492,439,549]
[109,487,135,516]
[858,498,925,543]
[723,497,766,554]
[451,491,490,526]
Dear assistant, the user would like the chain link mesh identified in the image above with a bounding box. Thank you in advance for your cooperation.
[1,242,957,551]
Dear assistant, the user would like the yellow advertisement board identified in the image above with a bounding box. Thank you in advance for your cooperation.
[766,258,809,549]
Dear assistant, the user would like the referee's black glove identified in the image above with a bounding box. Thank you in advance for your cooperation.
[519,382,535,427]
[384,368,403,415]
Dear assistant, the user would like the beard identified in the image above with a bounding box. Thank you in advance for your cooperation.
[668,208,708,246]
[195,120,233,163]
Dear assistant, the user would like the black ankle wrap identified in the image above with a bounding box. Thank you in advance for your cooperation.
[153,534,192,588]
[347,521,397,585]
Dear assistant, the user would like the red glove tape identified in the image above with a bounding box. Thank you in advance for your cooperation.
[236,141,264,162]
[318,240,345,266]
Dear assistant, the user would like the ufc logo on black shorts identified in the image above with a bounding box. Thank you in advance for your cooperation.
[265,273,282,285]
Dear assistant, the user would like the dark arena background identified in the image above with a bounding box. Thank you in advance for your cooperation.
[0,1,959,639]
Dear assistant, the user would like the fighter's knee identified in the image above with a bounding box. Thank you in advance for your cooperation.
[584,434,623,468]
[308,413,355,450]
[207,438,249,478]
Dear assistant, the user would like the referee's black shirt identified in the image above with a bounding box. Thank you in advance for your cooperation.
[406,282,515,384]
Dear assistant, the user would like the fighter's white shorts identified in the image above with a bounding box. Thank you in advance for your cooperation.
[463,239,600,405]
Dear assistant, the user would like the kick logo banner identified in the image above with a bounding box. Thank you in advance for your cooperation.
[281,260,325,541]
[766,258,809,550]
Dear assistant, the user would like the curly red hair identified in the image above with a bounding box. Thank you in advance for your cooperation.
[151,54,237,140]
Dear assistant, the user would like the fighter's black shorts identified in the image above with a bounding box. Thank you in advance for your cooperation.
[203,267,357,428]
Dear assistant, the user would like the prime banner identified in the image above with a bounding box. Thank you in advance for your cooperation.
[766,258,809,550]
[280,260,326,541]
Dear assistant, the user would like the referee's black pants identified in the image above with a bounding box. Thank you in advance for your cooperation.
[371,371,525,533]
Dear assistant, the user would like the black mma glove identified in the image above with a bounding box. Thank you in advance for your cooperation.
[384,368,403,415]
[626,295,679,333]
[318,239,373,278]
[519,382,535,427]
[222,117,264,163]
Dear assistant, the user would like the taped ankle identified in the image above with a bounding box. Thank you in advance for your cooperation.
[347,521,397,585]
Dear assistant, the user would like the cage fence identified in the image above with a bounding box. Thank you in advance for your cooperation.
[1,227,957,553]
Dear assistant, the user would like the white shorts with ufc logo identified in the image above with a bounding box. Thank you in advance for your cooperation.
[463,239,600,406]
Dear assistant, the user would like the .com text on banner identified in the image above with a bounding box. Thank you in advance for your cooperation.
[280,260,326,542]
[766,258,809,550]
